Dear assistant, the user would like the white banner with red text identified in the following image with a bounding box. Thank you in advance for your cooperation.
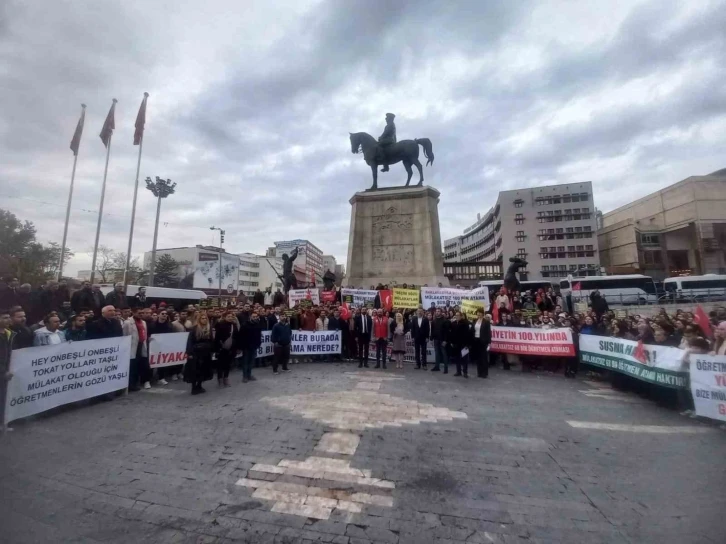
[148,332,189,368]
[5,336,131,424]
[689,354,726,421]
[490,326,575,357]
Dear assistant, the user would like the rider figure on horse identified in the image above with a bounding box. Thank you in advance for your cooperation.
[377,113,396,172]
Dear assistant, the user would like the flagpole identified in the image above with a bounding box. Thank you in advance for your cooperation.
[57,152,78,281]
[124,133,144,285]
[58,104,86,281]
[124,92,149,286]
[90,119,115,284]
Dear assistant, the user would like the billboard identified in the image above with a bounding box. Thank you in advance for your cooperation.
[193,251,239,294]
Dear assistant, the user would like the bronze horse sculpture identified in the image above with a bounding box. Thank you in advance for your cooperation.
[349,132,434,190]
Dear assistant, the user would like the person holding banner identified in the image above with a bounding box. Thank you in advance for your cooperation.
[184,312,214,395]
[214,311,238,388]
[1,309,14,433]
[271,314,292,374]
[470,309,491,378]
[123,307,151,391]
[150,309,175,385]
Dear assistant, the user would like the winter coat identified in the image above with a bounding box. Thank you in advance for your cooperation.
[122,318,148,358]
[105,290,128,310]
[214,320,239,353]
[86,317,124,340]
[238,319,263,350]
[33,327,67,346]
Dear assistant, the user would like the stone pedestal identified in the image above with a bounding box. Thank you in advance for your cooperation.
[344,185,449,287]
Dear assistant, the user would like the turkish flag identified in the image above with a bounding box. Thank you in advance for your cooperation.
[694,304,713,338]
[380,289,392,312]
[633,340,647,364]
[340,302,351,320]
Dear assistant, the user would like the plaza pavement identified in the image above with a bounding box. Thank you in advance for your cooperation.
[0,362,723,544]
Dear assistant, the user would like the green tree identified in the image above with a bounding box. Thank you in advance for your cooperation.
[153,254,180,287]
[0,209,73,284]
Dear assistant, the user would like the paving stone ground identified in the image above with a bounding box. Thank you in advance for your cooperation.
[1,362,724,544]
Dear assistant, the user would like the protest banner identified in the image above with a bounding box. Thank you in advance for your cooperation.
[321,290,337,303]
[368,333,435,365]
[148,332,189,368]
[421,287,489,310]
[689,354,726,421]
[5,337,132,424]
[341,288,377,308]
[288,288,320,307]
[578,335,687,389]
[490,326,575,357]
[393,288,419,309]
[461,299,486,321]
[255,330,341,358]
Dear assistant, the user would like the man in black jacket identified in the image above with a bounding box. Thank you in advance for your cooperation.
[430,308,451,373]
[238,311,262,383]
[470,309,492,378]
[86,305,124,339]
[410,308,430,369]
[354,308,372,368]
[71,282,96,313]
[9,307,34,350]
[105,283,128,310]
[327,309,344,361]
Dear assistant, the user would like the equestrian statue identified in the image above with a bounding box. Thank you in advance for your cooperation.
[349,113,434,190]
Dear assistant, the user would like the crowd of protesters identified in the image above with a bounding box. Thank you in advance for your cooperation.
[2,277,726,432]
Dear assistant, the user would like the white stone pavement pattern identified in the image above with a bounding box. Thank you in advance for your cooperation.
[0,362,723,544]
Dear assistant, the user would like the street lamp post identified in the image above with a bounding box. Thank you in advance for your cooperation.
[146,177,176,287]
[210,226,226,298]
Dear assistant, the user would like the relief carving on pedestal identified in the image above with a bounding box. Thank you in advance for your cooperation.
[372,245,414,265]
[372,207,413,232]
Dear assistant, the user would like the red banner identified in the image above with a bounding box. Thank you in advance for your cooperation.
[321,290,337,303]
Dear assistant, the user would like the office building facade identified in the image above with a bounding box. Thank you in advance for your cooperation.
[444,182,600,280]
[598,169,726,279]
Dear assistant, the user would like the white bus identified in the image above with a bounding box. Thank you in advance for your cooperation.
[662,275,726,302]
[559,275,658,305]
[99,285,207,309]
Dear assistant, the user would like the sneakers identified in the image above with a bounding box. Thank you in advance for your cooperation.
[273,371,280,375]
[680,410,694,416]
[283,369,291,373]
[248,375,257,381]
[158,379,169,385]
[129,385,141,392]
[143,381,151,390]
[430,367,440,372]
[242,377,249,383]
[454,373,462,377]
[171,374,179,381]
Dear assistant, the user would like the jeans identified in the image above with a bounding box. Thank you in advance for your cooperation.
[273,344,290,372]
[414,339,427,367]
[242,349,256,379]
[375,338,387,367]
[129,356,150,388]
[433,340,448,371]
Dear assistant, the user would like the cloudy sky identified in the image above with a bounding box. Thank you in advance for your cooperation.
[2,0,725,276]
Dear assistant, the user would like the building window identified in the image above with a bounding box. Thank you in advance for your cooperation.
[515,213,524,224]
[517,248,527,258]
[571,194,580,202]
[580,193,589,201]
[585,245,594,251]
[643,250,662,265]
[513,199,524,208]
[515,230,526,242]
[640,233,660,245]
